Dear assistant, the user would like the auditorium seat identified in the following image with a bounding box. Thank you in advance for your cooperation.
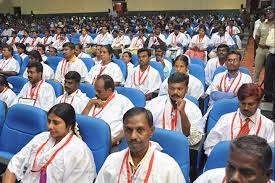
[79,83,95,98]
[80,57,95,71]
[7,76,28,94]
[115,86,146,107]
[46,56,64,72]
[113,58,127,80]
[46,79,63,97]
[149,61,165,81]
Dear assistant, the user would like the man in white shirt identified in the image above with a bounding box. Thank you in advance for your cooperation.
[151,45,172,79]
[20,30,32,51]
[205,44,229,86]
[79,28,94,49]
[96,107,186,183]
[56,71,89,114]
[127,29,147,55]
[0,23,13,43]
[112,29,131,58]
[6,31,20,50]
[195,135,274,183]
[166,25,189,59]
[94,26,114,45]
[204,83,275,156]
[0,44,20,76]
[125,48,162,99]
[253,12,266,39]
[206,51,252,106]
[52,32,69,52]
[146,72,203,145]
[40,30,53,51]
[144,25,166,49]
[226,20,242,49]
[0,75,17,108]
[75,44,92,59]
[28,30,42,51]
[55,42,88,83]
[82,75,134,146]
[93,44,102,65]
[18,62,56,111]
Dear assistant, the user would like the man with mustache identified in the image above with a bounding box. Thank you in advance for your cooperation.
[18,62,56,111]
[82,74,134,146]
[96,107,185,182]
[145,72,203,145]
[55,71,89,114]
[195,135,274,183]
[204,83,274,156]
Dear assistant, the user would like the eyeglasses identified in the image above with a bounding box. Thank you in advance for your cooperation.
[227,58,240,63]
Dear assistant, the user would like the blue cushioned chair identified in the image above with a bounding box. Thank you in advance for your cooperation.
[115,86,146,107]
[131,54,139,66]
[13,54,22,67]
[19,56,29,76]
[119,128,190,182]
[0,101,7,133]
[79,83,95,98]
[76,114,111,173]
[207,98,239,134]
[46,56,63,72]
[80,57,95,71]
[186,95,199,107]
[212,66,251,80]
[113,59,127,80]
[46,79,63,97]
[0,104,47,162]
[7,76,28,94]
[189,64,206,90]
[190,57,204,68]
[203,141,230,172]
[149,61,165,81]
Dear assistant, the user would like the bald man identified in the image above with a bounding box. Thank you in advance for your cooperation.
[204,83,275,156]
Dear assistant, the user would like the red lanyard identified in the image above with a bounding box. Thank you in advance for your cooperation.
[91,92,115,117]
[172,34,178,44]
[229,27,233,35]
[133,66,150,86]
[31,37,37,46]
[80,35,88,44]
[198,35,204,43]
[61,59,70,76]
[93,66,106,83]
[58,39,66,47]
[219,72,242,93]
[99,33,107,43]
[117,150,155,183]
[230,112,262,140]
[134,37,143,47]
[0,58,12,70]
[29,80,44,99]
[116,36,125,44]
[44,37,49,45]
[31,133,73,172]
[61,90,78,104]
[21,37,27,44]
[162,99,178,130]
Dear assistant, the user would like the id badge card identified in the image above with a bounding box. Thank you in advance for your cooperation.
[18,98,36,106]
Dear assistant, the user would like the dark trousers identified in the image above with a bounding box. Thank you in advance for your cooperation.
[264,53,275,119]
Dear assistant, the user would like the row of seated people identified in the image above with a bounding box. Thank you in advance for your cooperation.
[3,22,241,61]
[0,100,274,182]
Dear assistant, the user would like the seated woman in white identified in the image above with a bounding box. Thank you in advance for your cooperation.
[159,55,204,100]
[0,75,17,108]
[122,51,135,80]
[2,103,96,183]
[23,50,54,80]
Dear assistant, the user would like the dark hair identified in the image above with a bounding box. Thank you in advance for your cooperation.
[217,44,230,52]
[123,107,153,128]
[199,24,207,32]
[27,61,43,73]
[97,74,115,91]
[37,43,46,51]
[0,75,9,87]
[28,50,43,62]
[48,103,76,129]
[168,72,189,86]
[237,83,264,102]
[102,44,113,55]
[174,24,181,30]
[2,44,13,55]
[65,71,81,83]
[173,55,189,67]
[155,45,167,52]
[75,43,83,50]
[49,46,57,53]
[123,51,133,63]
[63,42,75,50]
[227,50,242,61]
[230,135,272,171]
[138,48,151,57]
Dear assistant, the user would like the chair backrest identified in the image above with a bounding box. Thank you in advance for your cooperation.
[76,114,111,173]
[46,56,63,72]
[212,66,251,80]
[131,54,139,66]
[164,56,173,64]
[0,101,7,133]
[80,57,95,71]
[119,128,190,181]
[71,33,81,44]
[149,61,165,81]
[0,104,47,160]
[115,86,146,107]
[204,141,231,172]
[207,98,239,134]
[45,79,63,97]
[13,54,22,67]
[186,95,199,107]
[79,83,95,98]
[7,76,28,94]
[19,56,29,76]
[189,64,205,89]
[190,57,204,68]
[113,59,127,80]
